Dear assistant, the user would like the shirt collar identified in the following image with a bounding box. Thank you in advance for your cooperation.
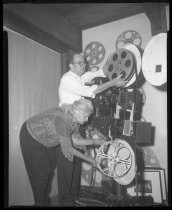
[68,70,82,80]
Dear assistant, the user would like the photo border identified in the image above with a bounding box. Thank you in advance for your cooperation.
[127,169,163,204]
[144,167,167,201]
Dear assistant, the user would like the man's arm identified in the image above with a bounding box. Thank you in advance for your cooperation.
[72,133,105,146]
[93,74,127,95]
[69,146,96,165]
[81,67,106,84]
[72,134,94,146]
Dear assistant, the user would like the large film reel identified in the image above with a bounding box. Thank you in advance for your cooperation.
[95,139,136,185]
[115,30,142,49]
[84,41,105,66]
[106,48,136,82]
[142,33,167,86]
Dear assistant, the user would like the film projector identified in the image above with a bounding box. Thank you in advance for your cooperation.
[79,32,167,206]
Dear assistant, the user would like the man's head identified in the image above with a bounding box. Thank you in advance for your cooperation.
[67,51,86,76]
[61,99,94,125]
[72,99,94,124]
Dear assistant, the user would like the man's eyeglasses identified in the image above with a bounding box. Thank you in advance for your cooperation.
[72,61,86,66]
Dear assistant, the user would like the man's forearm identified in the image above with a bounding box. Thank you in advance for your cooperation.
[72,136,93,146]
[93,80,114,95]
[82,68,106,83]
[70,147,93,163]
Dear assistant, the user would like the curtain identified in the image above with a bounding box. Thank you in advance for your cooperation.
[4,30,9,208]
[8,30,61,205]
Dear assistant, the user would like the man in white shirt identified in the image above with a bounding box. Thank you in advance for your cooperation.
[59,51,126,106]
[58,51,127,206]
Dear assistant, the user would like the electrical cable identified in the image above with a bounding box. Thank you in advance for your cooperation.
[89,148,96,190]
[132,52,139,197]
[81,127,97,201]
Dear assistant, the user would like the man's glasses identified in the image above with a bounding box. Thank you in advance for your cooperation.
[72,61,86,66]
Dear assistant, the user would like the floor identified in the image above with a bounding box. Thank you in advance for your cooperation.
[49,195,169,207]
[50,195,60,206]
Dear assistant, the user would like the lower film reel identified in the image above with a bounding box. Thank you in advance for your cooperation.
[106,48,136,83]
[96,139,136,185]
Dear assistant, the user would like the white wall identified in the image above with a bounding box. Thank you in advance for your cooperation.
[82,9,168,192]
[7,29,60,206]
[82,13,152,68]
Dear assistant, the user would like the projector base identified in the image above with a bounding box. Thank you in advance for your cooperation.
[79,186,155,206]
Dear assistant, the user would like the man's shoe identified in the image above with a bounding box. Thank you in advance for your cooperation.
[74,199,87,207]
[60,202,75,207]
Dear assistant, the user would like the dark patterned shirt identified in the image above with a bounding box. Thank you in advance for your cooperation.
[26,107,85,161]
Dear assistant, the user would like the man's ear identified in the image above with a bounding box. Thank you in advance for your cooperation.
[69,63,73,70]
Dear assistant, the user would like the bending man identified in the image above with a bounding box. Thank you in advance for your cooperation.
[20,99,104,207]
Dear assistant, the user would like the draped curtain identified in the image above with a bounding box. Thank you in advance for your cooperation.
[8,30,61,205]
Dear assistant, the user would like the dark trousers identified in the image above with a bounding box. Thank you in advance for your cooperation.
[20,122,81,206]
[56,146,81,206]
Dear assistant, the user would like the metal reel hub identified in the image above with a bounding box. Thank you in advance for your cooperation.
[106,48,136,82]
[95,139,136,185]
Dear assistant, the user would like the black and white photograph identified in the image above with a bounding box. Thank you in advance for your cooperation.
[3,0,169,207]
[134,180,152,193]
[127,170,163,204]
[144,167,167,201]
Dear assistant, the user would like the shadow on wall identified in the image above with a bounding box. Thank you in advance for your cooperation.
[141,147,160,168]
[155,83,167,92]
[151,126,155,146]
[137,126,155,146]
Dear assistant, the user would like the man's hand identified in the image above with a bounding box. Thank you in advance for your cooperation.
[111,74,128,87]
[88,66,99,72]
[89,157,99,167]
[102,56,129,87]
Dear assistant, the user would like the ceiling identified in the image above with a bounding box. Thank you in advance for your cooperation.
[38,3,146,30]
[3,2,169,52]
[4,2,167,30]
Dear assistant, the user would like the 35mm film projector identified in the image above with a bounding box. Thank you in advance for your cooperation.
[82,32,167,188]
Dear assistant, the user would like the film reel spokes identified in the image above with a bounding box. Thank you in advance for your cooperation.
[96,140,133,180]
[84,41,105,66]
[115,30,142,49]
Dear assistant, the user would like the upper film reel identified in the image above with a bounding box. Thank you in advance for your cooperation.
[84,41,105,66]
[106,48,136,83]
[95,139,136,185]
[115,30,142,49]
[104,43,142,88]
